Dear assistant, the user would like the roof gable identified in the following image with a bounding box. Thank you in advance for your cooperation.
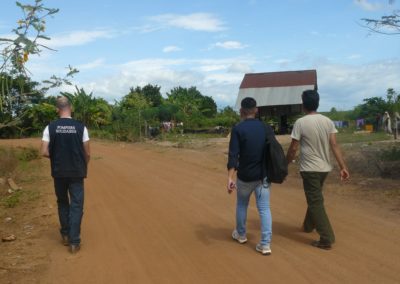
[239,69,317,89]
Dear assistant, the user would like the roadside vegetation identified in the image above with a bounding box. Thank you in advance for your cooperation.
[0,145,41,208]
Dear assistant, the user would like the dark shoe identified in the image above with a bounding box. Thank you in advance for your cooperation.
[61,235,69,246]
[311,240,332,250]
[69,244,81,254]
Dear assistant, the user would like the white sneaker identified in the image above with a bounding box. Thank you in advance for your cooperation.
[232,230,247,244]
[256,243,271,255]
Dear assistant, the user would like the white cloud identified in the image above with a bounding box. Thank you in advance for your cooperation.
[347,54,362,60]
[228,62,253,73]
[354,0,382,11]
[149,13,226,32]
[73,57,254,107]
[196,64,229,72]
[76,58,105,70]
[317,59,400,111]
[43,29,115,48]
[162,45,182,53]
[215,41,248,49]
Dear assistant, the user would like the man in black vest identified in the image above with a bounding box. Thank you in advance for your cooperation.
[41,96,90,254]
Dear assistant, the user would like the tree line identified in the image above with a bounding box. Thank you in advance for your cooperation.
[0,75,240,139]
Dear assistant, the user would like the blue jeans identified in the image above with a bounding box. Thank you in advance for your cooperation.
[54,177,84,245]
[236,178,272,245]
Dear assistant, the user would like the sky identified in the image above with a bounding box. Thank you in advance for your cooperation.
[0,0,399,111]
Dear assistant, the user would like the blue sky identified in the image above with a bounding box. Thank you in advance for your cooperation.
[1,0,399,111]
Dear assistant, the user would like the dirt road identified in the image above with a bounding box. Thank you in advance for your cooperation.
[2,138,400,283]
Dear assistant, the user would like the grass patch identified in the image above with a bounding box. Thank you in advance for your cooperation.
[161,132,224,142]
[2,190,23,208]
[16,146,40,162]
[381,146,400,161]
[1,189,40,208]
[337,130,391,144]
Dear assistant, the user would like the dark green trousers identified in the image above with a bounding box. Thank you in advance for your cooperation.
[300,172,335,244]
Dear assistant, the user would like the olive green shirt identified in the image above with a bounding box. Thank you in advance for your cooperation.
[291,114,338,172]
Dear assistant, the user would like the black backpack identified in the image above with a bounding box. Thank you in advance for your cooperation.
[263,125,288,184]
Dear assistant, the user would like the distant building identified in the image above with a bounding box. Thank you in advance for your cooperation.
[236,69,317,134]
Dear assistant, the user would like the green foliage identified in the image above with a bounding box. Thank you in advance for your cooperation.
[350,89,399,124]
[212,106,240,128]
[133,84,163,107]
[0,73,44,137]
[61,87,112,128]
[0,1,77,137]
[386,88,400,114]
[0,0,59,77]
[119,90,150,111]
[21,102,57,135]
[167,86,217,119]
[352,96,388,123]
[323,108,353,122]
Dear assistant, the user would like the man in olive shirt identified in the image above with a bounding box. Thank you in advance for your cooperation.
[286,90,349,250]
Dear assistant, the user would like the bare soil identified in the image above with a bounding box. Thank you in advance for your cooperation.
[0,137,399,284]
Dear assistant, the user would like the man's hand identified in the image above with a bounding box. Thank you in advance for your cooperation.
[227,178,236,194]
[340,168,350,181]
[40,141,50,158]
[227,168,237,194]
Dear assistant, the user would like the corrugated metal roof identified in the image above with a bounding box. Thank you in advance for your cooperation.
[235,85,314,109]
[239,70,317,89]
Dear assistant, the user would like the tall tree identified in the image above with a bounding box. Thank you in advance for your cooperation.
[133,84,163,107]
[166,86,217,118]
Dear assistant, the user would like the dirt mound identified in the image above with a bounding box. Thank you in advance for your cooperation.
[343,142,400,179]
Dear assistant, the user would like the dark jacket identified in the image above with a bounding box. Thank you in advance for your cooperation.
[227,119,272,182]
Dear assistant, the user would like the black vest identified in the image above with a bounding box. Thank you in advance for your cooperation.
[48,118,87,178]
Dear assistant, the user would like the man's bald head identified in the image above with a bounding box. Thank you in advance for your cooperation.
[56,96,72,118]
[56,96,71,110]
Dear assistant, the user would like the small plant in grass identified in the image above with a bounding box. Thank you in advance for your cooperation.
[2,190,23,208]
[1,189,40,208]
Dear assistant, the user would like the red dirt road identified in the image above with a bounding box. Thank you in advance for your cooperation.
[3,138,400,283]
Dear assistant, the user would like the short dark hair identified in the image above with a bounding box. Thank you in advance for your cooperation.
[241,97,257,109]
[302,90,319,111]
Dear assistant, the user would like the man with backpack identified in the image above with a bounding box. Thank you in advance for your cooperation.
[286,90,349,250]
[227,97,275,255]
[41,96,90,254]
